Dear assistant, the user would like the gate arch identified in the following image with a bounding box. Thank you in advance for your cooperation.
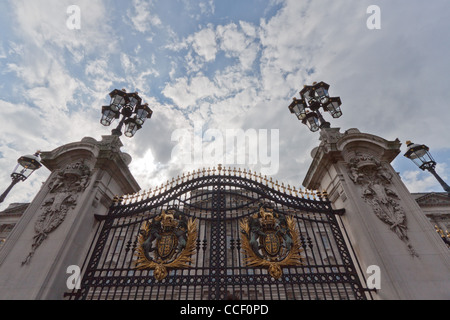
[66,166,371,300]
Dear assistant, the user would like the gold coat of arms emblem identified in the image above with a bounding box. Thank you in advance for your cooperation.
[134,207,197,280]
[240,202,305,279]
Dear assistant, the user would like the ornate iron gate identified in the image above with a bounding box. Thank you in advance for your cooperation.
[66,167,371,300]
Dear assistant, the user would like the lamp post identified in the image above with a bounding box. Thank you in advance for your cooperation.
[404,141,450,193]
[288,81,342,132]
[100,89,153,138]
[0,151,42,204]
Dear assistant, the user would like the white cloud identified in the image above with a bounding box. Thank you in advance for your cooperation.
[217,23,260,70]
[2,0,450,210]
[11,0,117,57]
[199,0,215,15]
[162,73,224,109]
[127,0,162,33]
[189,27,218,62]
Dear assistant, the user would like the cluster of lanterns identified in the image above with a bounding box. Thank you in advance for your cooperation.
[288,81,342,132]
[100,89,153,138]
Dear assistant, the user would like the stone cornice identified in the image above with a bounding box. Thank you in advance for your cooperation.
[40,135,140,195]
[414,192,450,207]
[303,128,401,189]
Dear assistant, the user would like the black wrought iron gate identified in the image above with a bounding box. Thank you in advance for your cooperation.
[66,168,371,300]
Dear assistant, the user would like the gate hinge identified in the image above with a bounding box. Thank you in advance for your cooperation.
[94,214,108,221]
[333,208,345,216]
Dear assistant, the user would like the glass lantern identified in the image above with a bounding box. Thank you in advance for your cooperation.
[302,112,320,132]
[109,89,128,112]
[288,98,307,120]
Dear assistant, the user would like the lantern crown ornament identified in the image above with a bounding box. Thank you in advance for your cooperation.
[288,81,342,132]
[100,89,153,138]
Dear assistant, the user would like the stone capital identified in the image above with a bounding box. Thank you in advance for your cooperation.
[303,128,401,190]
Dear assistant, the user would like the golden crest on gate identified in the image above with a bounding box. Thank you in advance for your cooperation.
[157,233,177,260]
[240,202,305,279]
[262,231,281,257]
[134,207,197,281]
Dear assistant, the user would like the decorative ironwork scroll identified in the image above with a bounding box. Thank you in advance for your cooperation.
[66,166,372,300]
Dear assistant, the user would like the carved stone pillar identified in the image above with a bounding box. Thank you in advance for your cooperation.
[303,128,450,300]
[0,135,140,299]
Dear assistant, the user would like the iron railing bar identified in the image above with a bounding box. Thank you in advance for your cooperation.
[337,214,374,300]
[300,212,323,299]
[318,211,348,300]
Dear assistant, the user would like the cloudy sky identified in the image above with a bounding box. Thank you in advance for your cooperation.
[0,0,449,210]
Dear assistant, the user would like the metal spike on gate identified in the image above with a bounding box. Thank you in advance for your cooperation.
[316,190,322,200]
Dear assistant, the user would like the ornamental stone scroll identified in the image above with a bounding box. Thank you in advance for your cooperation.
[21,160,92,265]
[347,151,418,257]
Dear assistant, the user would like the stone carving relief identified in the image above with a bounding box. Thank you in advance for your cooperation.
[22,160,91,265]
[347,152,418,257]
